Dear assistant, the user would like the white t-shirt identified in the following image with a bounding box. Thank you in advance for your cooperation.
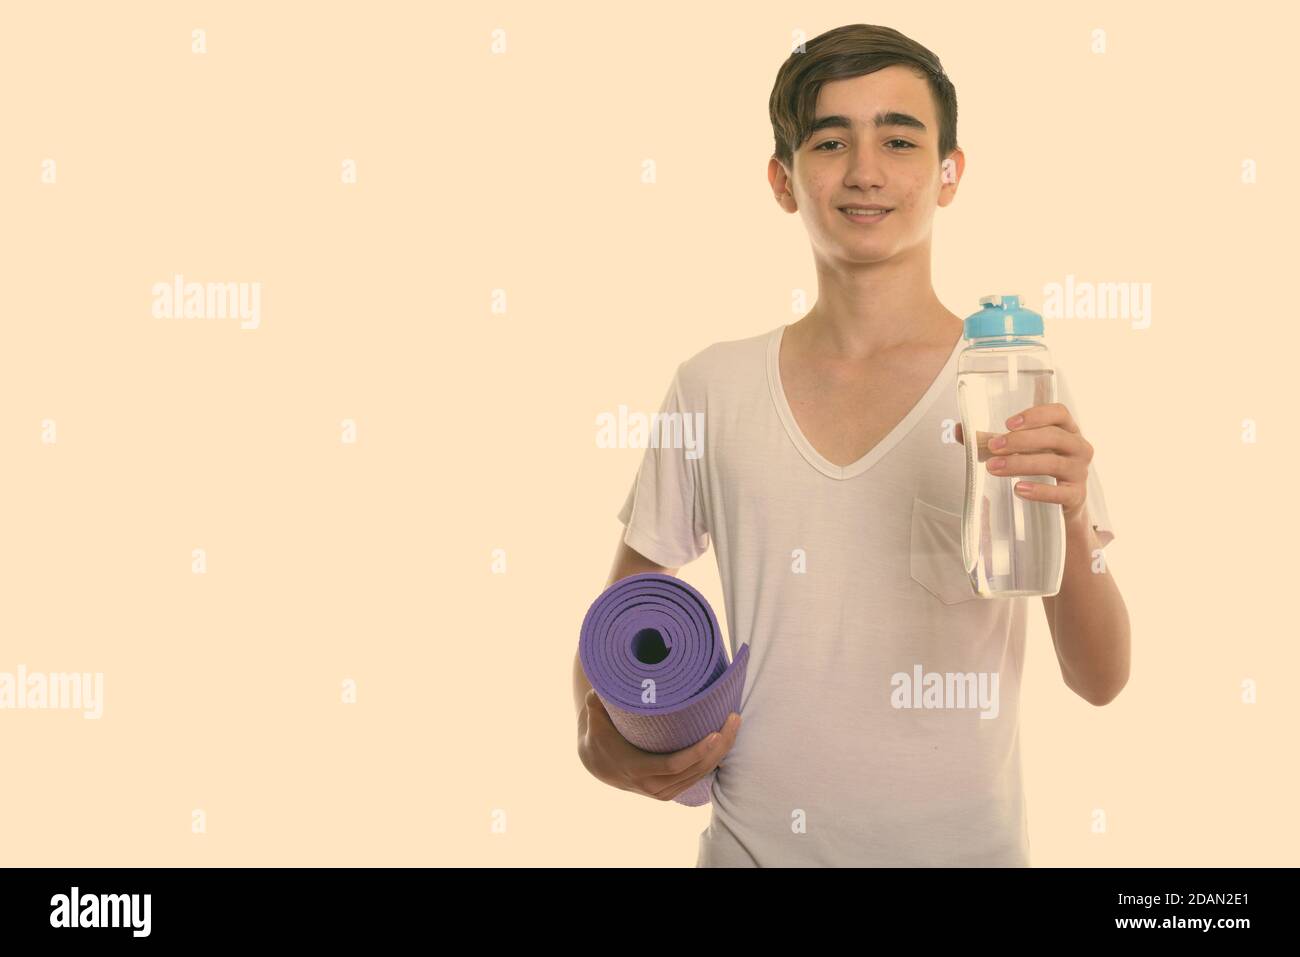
[617,322,1117,867]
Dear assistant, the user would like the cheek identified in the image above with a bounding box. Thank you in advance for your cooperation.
[891,183,927,212]
[802,172,833,201]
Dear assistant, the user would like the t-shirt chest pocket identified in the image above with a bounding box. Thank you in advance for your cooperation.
[909,495,977,604]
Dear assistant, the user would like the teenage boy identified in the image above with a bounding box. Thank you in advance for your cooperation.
[575,23,1129,867]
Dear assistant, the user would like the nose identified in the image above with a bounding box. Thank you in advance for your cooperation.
[841,143,887,193]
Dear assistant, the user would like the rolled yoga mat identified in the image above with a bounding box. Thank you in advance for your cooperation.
[579,572,749,807]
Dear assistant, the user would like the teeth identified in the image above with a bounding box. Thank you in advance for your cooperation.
[842,208,888,215]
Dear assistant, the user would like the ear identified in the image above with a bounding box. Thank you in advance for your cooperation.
[937,149,965,208]
[768,155,798,213]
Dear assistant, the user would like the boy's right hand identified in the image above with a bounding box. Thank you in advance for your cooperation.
[577,688,742,802]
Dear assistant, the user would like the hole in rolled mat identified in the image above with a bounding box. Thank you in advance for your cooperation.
[631,627,670,664]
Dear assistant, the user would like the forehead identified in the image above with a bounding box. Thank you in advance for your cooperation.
[813,66,934,125]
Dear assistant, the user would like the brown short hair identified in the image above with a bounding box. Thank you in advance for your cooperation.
[768,24,958,172]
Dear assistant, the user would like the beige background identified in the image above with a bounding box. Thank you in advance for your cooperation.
[1,1,1295,866]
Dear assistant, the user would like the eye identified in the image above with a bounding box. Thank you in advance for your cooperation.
[815,138,916,152]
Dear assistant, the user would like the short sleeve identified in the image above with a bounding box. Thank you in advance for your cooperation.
[615,364,710,568]
[1053,359,1117,549]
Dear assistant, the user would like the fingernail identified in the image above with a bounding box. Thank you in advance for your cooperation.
[1007,415,1024,428]
[988,458,1006,470]
[989,435,1006,450]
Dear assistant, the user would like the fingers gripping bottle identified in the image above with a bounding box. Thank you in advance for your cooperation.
[957,295,1066,598]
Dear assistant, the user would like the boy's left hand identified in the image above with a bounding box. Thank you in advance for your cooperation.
[954,403,1093,526]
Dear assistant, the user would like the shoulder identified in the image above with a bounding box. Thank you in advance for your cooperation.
[675,325,778,395]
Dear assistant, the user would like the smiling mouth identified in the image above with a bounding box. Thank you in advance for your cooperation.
[838,207,893,223]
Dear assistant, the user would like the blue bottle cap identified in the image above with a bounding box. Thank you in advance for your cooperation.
[962,294,1045,340]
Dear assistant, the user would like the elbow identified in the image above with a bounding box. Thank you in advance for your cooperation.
[1080,673,1128,707]
[1083,688,1118,707]
[1071,623,1131,707]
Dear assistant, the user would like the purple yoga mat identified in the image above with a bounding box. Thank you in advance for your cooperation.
[579,572,749,807]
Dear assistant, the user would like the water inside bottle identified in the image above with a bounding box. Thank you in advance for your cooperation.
[957,366,1066,597]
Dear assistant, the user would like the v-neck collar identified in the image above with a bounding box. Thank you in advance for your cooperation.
[766,323,965,481]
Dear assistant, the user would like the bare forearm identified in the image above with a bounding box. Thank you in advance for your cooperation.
[1047,511,1130,705]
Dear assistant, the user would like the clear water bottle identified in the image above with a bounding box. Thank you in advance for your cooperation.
[957,295,1066,598]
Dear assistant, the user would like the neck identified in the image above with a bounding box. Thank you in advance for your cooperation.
[794,243,959,360]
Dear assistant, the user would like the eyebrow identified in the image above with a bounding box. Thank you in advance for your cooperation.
[809,110,929,136]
